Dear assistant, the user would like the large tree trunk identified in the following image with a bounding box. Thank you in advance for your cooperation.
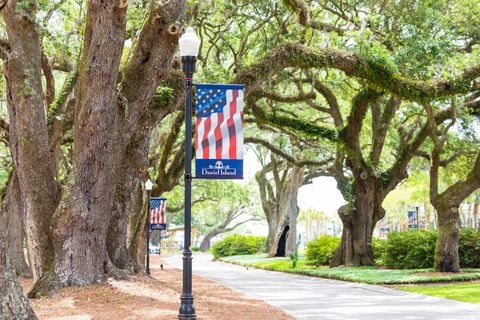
[434,204,461,272]
[331,177,382,267]
[2,0,60,281]
[200,230,221,252]
[119,0,185,271]
[29,1,128,297]
[0,231,37,319]
[0,172,31,278]
[267,166,303,257]
[107,130,150,273]
[127,181,147,272]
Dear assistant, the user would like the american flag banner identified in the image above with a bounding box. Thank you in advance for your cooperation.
[149,197,167,231]
[195,84,245,179]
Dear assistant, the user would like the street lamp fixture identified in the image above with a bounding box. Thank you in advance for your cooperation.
[145,179,153,275]
[178,27,200,320]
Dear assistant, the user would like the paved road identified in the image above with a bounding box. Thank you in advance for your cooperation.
[165,254,480,320]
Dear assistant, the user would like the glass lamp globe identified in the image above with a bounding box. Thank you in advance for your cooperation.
[178,27,200,57]
[145,179,153,191]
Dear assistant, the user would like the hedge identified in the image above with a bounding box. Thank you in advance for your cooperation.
[383,230,438,269]
[305,236,339,266]
[305,229,480,269]
[211,235,266,259]
[382,229,480,269]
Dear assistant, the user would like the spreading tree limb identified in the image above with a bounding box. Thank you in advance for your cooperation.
[235,43,480,101]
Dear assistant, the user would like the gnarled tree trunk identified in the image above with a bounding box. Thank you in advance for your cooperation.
[256,161,304,257]
[199,230,221,252]
[0,172,31,277]
[330,175,383,267]
[29,1,128,297]
[0,231,37,319]
[107,130,150,273]
[434,203,461,272]
[268,166,303,257]
[2,0,60,281]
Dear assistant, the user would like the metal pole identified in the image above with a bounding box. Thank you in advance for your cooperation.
[178,55,196,319]
[146,189,151,275]
[416,206,419,230]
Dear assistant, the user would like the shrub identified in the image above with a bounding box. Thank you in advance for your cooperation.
[382,229,480,269]
[211,235,266,259]
[383,230,437,269]
[190,246,200,252]
[372,238,387,265]
[305,236,339,266]
[459,228,480,268]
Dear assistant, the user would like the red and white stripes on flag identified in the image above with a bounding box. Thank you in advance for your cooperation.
[195,85,244,161]
[150,199,166,225]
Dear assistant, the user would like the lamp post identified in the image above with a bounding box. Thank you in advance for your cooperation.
[415,203,420,230]
[145,179,153,275]
[178,27,200,320]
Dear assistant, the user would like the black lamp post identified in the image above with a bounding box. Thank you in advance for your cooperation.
[145,179,153,275]
[178,27,200,320]
[415,203,419,230]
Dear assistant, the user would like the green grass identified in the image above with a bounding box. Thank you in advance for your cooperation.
[220,254,480,285]
[398,283,480,304]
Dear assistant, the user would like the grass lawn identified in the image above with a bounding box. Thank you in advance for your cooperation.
[398,283,480,304]
[220,254,480,285]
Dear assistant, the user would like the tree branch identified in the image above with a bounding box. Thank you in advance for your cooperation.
[281,0,344,34]
[370,96,401,164]
[245,136,332,166]
[235,43,480,101]
[254,89,316,103]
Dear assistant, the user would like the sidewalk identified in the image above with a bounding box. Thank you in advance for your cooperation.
[165,254,480,320]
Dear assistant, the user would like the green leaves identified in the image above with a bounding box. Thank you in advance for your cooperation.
[211,235,267,259]
[305,235,339,266]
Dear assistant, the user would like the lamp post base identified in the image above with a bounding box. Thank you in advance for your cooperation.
[178,293,196,320]
[178,250,196,319]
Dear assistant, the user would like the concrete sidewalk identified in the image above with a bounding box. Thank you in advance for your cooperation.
[165,254,480,320]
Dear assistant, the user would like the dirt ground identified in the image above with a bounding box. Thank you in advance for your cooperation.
[21,255,293,320]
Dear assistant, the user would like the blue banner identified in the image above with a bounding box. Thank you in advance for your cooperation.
[407,210,417,229]
[194,83,244,180]
[149,197,167,231]
[195,159,243,179]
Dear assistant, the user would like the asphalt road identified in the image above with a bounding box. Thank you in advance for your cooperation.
[165,254,480,320]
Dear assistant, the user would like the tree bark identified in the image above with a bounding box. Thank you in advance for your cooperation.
[29,0,128,297]
[2,0,60,281]
[126,105,184,270]
[127,185,147,272]
[330,175,382,267]
[108,130,150,273]
[268,166,303,257]
[199,230,221,252]
[0,172,31,278]
[117,0,185,271]
[256,162,304,257]
[0,231,37,319]
[331,90,386,267]
[434,204,461,272]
